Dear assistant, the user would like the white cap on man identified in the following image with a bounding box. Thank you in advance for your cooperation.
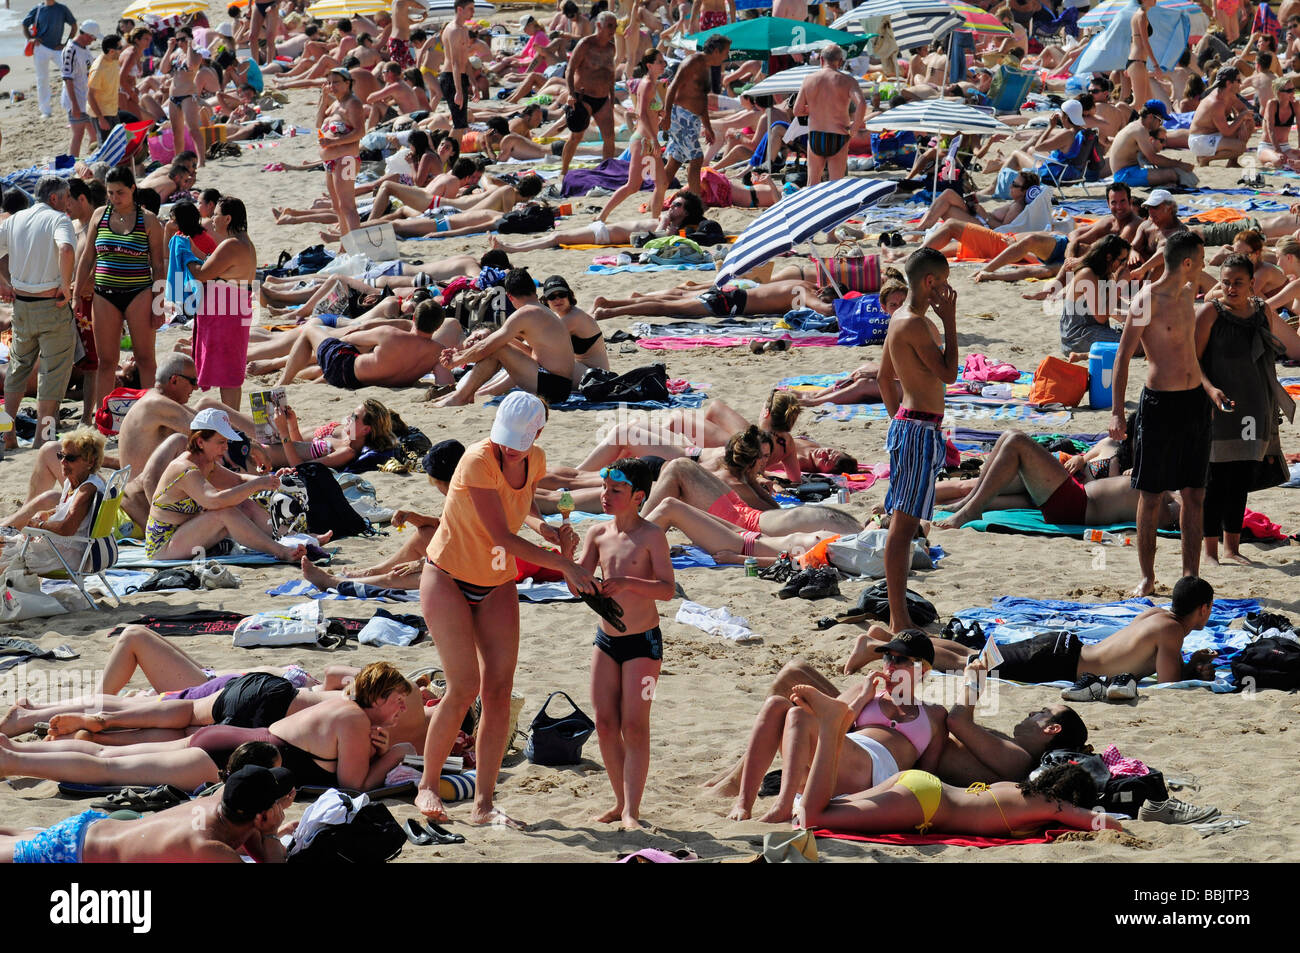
[1062,99,1084,127]
[80,20,102,39]
[490,392,547,452]
[191,408,244,441]
[1143,188,1175,207]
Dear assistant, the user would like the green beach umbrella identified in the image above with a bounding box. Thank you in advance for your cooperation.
[678,16,871,61]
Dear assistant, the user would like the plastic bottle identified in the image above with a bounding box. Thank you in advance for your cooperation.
[1082,529,1132,545]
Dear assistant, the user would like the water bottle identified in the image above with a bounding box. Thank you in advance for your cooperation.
[1082,529,1131,545]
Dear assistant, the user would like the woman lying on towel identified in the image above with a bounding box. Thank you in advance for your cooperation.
[725,634,947,823]
[934,428,1180,530]
[589,278,838,322]
[489,190,706,252]
[0,428,108,575]
[640,427,863,538]
[579,390,807,483]
[0,625,335,739]
[262,397,399,469]
[0,664,412,792]
[143,409,329,562]
[790,684,1120,835]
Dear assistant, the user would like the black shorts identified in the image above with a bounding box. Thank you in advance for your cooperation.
[995,631,1081,684]
[698,287,747,317]
[438,72,470,130]
[317,337,362,390]
[536,367,573,404]
[211,672,296,727]
[639,454,667,481]
[594,627,663,664]
[1131,386,1211,493]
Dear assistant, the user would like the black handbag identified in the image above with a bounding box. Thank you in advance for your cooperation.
[524,691,595,766]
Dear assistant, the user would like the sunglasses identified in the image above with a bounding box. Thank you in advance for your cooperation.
[174,373,198,386]
[1011,181,1026,189]
[881,651,915,667]
[599,466,633,487]
[55,451,82,462]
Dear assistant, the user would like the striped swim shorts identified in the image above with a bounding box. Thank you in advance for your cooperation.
[883,414,946,521]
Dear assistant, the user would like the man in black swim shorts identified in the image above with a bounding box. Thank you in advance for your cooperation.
[317,336,363,390]
[697,286,748,317]
[792,45,865,185]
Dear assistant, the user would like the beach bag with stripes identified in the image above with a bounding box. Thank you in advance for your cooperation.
[815,244,880,294]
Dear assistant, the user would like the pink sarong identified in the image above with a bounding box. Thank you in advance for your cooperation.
[193,280,253,389]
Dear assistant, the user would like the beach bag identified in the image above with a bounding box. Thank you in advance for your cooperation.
[0,576,70,622]
[835,293,890,346]
[232,601,323,648]
[847,581,939,627]
[497,202,556,234]
[578,364,670,404]
[1029,355,1088,407]
[869,130,916,167]
[827,529,933,579]
[293,463,372,538]
[288,791,405,864]
[525,691,595,766]
[1100,769,1166,818]
[95,387,148,436]
[816,245,880,294]
[1231,636,1300,690]
[341,224,399,262]
[454,286,511,330]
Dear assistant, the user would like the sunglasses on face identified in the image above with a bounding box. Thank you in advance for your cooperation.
[56,451,82,462]
[599,466,633,487]
[881,652,914,667]
[174,373,198,386]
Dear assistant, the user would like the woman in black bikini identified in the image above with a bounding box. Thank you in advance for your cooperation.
[249,0,281,66]
[0,663,412,792]
[541,274,609,381]
[72,166,165,423]
[1260,75,1300,170]
[1125,0,1164,109]
[161,29,207,169]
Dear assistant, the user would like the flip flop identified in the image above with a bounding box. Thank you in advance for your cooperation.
[578,589,626,632]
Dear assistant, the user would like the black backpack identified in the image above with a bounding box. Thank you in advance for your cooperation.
[293,462,372,539]
[578,364,671,404]
[849,581,939,627]
[288,801,406,864]
[497,202,556,234]
[1230,636,1300,691]
[684,218,726,246]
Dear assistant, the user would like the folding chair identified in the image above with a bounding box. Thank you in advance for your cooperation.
[1033,128,1101,199]
[16,466,130,611]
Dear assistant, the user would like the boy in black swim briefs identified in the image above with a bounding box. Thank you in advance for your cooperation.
[571,457,675,830]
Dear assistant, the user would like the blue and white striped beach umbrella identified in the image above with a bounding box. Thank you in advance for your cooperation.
[715,178,896,287]
[864,99,1013,136]
[1078,0,1203,29]
[833,0,953,21]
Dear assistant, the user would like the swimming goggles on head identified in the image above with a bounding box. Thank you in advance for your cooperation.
[599,466,633,487]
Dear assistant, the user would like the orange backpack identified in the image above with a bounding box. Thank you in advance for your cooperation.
[1028,355,1088,407]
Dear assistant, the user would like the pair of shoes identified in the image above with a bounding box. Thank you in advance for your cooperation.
[749,338,790,354]
[1060,672,1138,701]
[757,552,794,582]
[1138,797,1220,825]
[404,818,466,845]
[777,568,814,599]
[941,617,985,651]
[1244,610,1293,635]
[878,230,905,248]
[797,567,840,600]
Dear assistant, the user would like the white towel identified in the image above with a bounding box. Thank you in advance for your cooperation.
[675,600,758,642]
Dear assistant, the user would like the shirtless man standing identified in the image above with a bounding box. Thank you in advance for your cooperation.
[435,268,577,407]
[793,45,865,185]
[439,0,475,143]
[1106,106,1193,189]
[1188,66,1256,167]
[663,35,732,196]
[0,765,294,863]
[278,298,452,388]
[561,12,619,176]
[1111,230,1227,596]
[878,248,960,631]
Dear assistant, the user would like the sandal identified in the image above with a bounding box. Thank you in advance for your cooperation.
[578,589,626,632]
[91,784,190,813]
[422,820,466,844]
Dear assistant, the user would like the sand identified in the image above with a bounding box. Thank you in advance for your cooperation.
[0,3,1297,864]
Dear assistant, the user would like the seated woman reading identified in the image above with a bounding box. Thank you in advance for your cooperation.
[264,397,398,469]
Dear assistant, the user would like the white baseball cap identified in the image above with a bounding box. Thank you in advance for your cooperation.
[191,408,243,441]
[1062,99,1084,126]
[1143,188,1175,207]
[79,20,102,39]
[490,392,547,451]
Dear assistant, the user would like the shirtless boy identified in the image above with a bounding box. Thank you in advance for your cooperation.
[439,0,475,142]
[1111,230,1226,596]
[878,248,960,629]
[0,765,294,863]
[572,458,675,829]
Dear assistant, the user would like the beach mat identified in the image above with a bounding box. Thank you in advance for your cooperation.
[588,262,716,274]
[115,542,336,569]
[933,507,1179,537]
[813,827,1063,847]
[816,403,1072,425]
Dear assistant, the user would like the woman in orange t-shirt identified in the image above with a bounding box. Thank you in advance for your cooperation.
[416,392,596,829]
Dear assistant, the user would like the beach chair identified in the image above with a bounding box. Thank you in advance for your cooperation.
[1033,128,1101,198]
[988,65,1035,115]
[15,467,130,611]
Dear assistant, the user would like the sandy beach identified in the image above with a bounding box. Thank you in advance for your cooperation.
[0,1,1298,864]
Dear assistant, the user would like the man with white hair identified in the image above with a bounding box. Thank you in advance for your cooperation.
[793,44,865,184]
[0,177,78,451]
[560,11,619,176]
